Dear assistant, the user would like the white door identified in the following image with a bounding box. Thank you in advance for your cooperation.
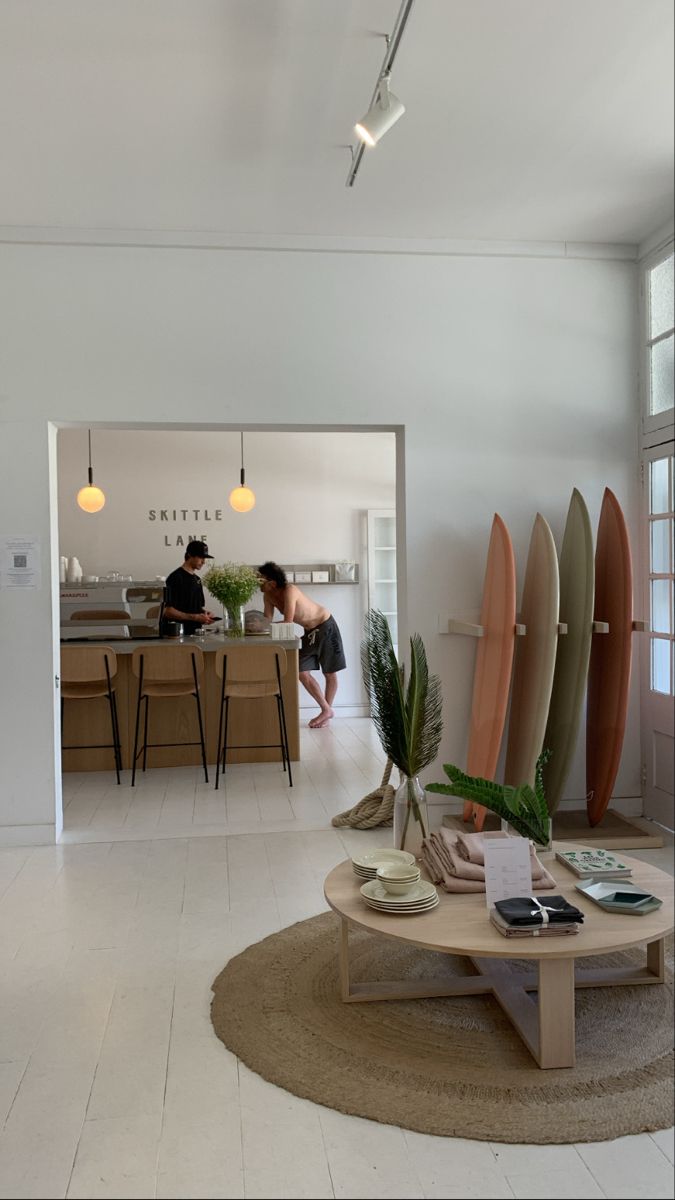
[366,509,398,654]
[641,442,675,827]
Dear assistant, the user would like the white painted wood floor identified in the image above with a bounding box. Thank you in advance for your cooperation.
[0,719,672,1199]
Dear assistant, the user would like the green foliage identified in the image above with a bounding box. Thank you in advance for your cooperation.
[361,610,443,781]
[203,562,261,611]
[427,750,552,845]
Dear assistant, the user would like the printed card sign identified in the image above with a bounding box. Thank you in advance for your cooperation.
[483,835,533,910]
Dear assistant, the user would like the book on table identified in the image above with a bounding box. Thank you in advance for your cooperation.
[555,848,632,879]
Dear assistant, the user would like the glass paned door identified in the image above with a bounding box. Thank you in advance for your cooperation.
[367,509,398,656]
[641,443,675,826]
[644,252,674,430]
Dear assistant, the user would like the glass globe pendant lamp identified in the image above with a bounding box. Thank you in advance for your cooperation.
[229,432,256,513]
[77,429,106,513]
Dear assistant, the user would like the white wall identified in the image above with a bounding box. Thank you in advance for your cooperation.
[0,243,639,842]
[57,428,396,710]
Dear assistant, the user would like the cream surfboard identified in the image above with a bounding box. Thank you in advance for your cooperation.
[464,515,517,831]
[503,513,560,790]
[542,489,594,813]
[586,488,633,827]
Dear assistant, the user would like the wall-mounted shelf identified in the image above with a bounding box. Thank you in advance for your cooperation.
[280,563,360,585]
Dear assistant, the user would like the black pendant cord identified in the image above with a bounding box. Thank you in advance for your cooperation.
[87,429,94,486]
[240,431,246,487]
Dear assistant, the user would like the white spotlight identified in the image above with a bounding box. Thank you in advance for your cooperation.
[354,75,405,147]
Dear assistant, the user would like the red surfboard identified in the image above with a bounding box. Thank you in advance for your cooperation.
[586,488,634,826]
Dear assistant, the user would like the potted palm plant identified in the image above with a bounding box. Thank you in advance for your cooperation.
[361,609,443,856]
[203,561,261,637]
[427,751,553,848]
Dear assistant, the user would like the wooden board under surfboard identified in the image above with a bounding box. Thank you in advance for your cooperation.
[542,489,594,814]
[463,514,517,831]
[586,487,634,827]
[503,513,560,792]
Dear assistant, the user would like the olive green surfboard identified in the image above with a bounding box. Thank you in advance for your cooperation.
[504,513,560,789]
[542,489,594,813]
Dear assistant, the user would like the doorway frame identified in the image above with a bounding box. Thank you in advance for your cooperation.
[51,420,407,841]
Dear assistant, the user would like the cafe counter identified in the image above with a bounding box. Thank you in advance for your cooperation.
[61,633,301,773]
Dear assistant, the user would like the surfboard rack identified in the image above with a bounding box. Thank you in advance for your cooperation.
[440,617,528,638]
[632,619,649,632]
[592,620,609,633]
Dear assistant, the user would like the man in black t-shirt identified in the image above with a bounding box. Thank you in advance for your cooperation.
[160,541,217,635]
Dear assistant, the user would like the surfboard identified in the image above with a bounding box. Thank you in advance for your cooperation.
[464,515,517,831]
[542,489,594,814]
[586,488,633,827]
[503,513,560,790]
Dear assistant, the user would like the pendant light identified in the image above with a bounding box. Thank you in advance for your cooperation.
[229,432,256,513]
[76,429,106,513]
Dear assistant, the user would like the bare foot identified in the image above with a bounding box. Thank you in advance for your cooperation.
[312,708,334,728]
[308,714,322,728]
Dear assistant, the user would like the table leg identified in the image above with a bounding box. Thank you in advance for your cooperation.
[647,937,665,982]
[538,957,575,1069]
[338,918,351,1001]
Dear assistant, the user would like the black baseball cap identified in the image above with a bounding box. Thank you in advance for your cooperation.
[185,540,214,559]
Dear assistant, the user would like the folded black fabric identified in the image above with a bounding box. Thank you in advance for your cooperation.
[495,895,585,927]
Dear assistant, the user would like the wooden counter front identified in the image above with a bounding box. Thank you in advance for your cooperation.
[60,635,300,772]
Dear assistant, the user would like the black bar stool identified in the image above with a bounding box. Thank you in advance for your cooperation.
[214,645,292,790]
[130,644,208,785]
[60,645,122,784]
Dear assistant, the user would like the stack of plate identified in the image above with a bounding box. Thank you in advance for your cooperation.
[351,848,416,881]
[360,878,439,914]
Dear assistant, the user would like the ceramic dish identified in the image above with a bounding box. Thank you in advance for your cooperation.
[352,849,416,872]
[363,896,440,915]
[575,879,662,914]
[360,879,437,907]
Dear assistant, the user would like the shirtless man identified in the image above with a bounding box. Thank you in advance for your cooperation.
[259,561,346,727]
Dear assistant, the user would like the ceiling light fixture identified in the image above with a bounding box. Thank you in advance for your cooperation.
[76,429,106,513]
[229,432,256,513]
[354,74,405,148]
[346,0,415,188]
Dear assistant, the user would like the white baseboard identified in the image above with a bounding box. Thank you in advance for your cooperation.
[299,704,370,719]
[426,795,644,817]
[0,823,56,847]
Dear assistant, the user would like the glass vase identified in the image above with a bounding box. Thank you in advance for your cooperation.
[500,816,553,853]
[226,605,245,638]
[393,775,429,859]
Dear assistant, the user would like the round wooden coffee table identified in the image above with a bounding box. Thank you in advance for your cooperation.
[324,850,673,1069]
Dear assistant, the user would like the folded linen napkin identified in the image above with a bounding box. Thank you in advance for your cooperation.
[437,829,557,890]
[495,895,585,927]
[490,909,579,937]
[455,830,509,864]
[421,841,485,892]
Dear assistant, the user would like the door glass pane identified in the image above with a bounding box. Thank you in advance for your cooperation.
[373,516,396,547]
[650,457,670,514]
[374,547,397,580]
[650,517,672,574]
[651,637,672,695]
[650,335,674,415]
[651,580,672,634]
[650,254,674,339]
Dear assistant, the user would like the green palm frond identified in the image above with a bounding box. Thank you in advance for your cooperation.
[427,754,552,845]
[361,610,443,780]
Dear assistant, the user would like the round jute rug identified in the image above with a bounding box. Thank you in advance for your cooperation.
[210,912,674,1144]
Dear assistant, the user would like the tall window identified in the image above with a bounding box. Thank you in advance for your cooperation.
[647,451,674,697]
[646,251,674,421]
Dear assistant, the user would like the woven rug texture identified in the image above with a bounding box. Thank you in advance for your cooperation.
[210,912,674,1144]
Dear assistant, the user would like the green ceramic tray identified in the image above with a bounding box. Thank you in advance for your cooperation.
[575,879,662,915]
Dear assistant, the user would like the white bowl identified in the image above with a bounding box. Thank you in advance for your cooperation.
[376,864,421,895]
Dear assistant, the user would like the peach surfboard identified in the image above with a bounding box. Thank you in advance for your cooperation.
[464,514,517,831]
[586,488,633,827]
[503,513,560,791]
[542,489,594,814]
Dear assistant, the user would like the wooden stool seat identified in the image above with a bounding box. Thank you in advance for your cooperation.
[60,645,122,784]
[130,644,208,785]
[214,646,293,789]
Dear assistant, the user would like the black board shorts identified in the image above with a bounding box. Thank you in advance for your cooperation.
[299,616,346,673]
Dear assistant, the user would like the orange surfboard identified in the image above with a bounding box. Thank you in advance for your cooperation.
[504,513,560,791]
[464,515,517,831]
[586,488,633,827]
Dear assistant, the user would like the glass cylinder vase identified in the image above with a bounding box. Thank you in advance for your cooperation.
[393,775,429,859]
[226,605,245,638]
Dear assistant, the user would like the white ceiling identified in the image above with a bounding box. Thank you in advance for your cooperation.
[0,0,672,245]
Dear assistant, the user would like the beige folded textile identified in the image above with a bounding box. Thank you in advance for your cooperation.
[437,828,556,890]
[489,910,579,937]
[421,843,485,892]
[455,830,509,864]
